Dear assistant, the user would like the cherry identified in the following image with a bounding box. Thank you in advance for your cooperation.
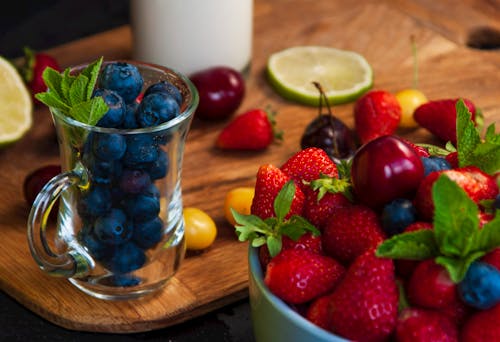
[301,82,358,163]
[23,164,61,207]
[189,66,245,120]
[350,135,424,209]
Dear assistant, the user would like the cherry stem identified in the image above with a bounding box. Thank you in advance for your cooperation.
[313,81,333,116]
[411,35,419,89]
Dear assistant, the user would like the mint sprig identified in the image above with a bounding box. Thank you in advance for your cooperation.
[232,180,320,258]
[35,57,109,126]
[456,99,500,174]
[376,174,500,282]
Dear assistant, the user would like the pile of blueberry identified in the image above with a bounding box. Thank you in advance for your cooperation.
[76,62,183,285]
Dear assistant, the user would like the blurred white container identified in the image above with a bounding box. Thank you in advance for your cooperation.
[130,0,253,76]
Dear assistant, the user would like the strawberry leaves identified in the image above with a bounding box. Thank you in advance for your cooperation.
[233,181,319,257]
[377,174,500,282]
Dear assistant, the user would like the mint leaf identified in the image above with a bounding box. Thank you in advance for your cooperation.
[376,229,439,259]
[36,57,108,126]
[267,235,282,257]
[456,99,500,174]
[476,214,500,252]
[436,253,484,283]
[433,174,479,257]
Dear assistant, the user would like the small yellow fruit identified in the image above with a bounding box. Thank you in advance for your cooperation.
[183,207,217,250]
[224,187,255,226]
[395,88,428,128]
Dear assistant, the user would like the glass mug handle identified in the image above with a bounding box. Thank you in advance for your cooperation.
[27,163,92,278]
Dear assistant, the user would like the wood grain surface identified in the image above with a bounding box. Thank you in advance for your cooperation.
[1,0,498,333]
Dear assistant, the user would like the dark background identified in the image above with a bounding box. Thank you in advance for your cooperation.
[1,1,255,341]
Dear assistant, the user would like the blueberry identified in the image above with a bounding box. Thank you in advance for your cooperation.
[458,261,500,309]
[122,194,160,222]
[421,156,451,176]
[133,217,163,249]
[143,80,182,106]
[381,198,417,236]
[94,208,132,244]
[144,183,161,199]
[78,185,112,218]
[91,133,126,161]
[122,102,139,129]
[494,194,500,210]
[111,274,141,287]
[99,62,144,104]
[119,169,151,194]
[93,88,126,128]
[136,92,180,127]
[123,135,159,165]
[103,242,146,274]
[82,153,119,184]
[148,149,169,180]
[77,224,109,261]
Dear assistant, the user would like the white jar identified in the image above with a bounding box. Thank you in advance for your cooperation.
[130,0,253,76]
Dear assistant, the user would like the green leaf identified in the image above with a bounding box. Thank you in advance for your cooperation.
[436,252,484,283]
[69,74,89,106]
[82,57,103,100]
[267,235,282,257]
[274,181,295,222]
[476,214,500,252]
[35,92,70,111]
[40,67,64,99]
[60,68,76,103]
[376,229,439,260]
[70,97,108,126]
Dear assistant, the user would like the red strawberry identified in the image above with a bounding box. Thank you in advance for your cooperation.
[354,90,402,144]
[328,248,399,341]
[306,294,333,331]
[303,190,351,231]
[413,98,476,145]
[445,151,459,168]
[250,164,304,220]
[216,108,282,150]
[258,232,322,269]
[415,166,499,221]
[18,47,61,105]
[395,307,459,342]
[461,303,500,342]
[407,259,459,310]
[322,204,386,264]
[264,249,345,304]
[399,137,431,157]
[280,147,338,195]
[482,247,500,271]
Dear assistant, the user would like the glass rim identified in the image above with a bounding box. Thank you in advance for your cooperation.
[49,59,199,134]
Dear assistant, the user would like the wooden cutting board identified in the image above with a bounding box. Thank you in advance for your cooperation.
[1,0,498,333]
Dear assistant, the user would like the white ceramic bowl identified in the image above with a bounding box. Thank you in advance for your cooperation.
[248,246,348,342]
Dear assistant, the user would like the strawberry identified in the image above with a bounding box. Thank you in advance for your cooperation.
[395,307,459,342]
[264,249,345,304]
[406,259,459,310]
[413,98,476,145]
[445,151,459,168]
[482,247,500,271]
[306,294,333,331]
[280,147,338,196]
[328,248,399,341]
[322,204,385,264]
[258,232,322,269]
[399,137,431,157]
[461,303,500,342]
[354,90,402,144]
[303,190,351,231]
[18,47,61,105]
[215,108,282,150]
[250,164,304,220]
[414,166,499,221]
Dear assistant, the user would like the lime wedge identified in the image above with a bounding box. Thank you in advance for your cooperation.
[0,55,33,146]
[267,46,373,106]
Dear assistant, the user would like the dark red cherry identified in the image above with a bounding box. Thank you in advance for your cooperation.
[189,66,245,120]
[351,135,424,209]
[23,164,61,206]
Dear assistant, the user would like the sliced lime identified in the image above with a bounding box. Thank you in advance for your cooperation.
[267,46,373,106]
[0,55,33,146]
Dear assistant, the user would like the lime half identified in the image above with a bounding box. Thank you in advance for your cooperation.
[0,55,33,146]
[267,46,373,106]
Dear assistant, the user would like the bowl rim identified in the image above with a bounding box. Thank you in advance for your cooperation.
[248,246,348,342]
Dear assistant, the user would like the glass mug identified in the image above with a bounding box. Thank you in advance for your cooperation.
[27,61,198,300]
[130,0,253,76]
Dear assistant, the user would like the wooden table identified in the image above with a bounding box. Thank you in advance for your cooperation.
[1,0,499,334]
